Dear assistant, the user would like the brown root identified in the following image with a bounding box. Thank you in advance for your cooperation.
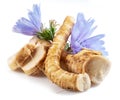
[44,16,91,91]
[8,36,50,75]
[62,49,111,84]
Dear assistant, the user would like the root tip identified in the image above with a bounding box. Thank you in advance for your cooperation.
[85,55,111,84]
[76,73,91,91]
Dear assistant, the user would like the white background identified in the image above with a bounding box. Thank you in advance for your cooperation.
[0,0,120,99]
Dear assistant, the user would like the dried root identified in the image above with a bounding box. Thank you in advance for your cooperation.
[8,34,110,90]
[8,16,110,91]
[8,44,36,70]
[62,49,111,84]
[8,37,50,75]
[44,16,91,91]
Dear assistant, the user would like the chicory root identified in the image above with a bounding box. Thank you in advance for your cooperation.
[44,16,91,91]
[8,37,50,75]
[61,49,111,84]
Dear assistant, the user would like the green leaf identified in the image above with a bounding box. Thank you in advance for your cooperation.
[37,20,58,41]
[65,43,70,50]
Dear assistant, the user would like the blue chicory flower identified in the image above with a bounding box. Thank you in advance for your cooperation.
[71,13,108,56]
[13,4,41,36]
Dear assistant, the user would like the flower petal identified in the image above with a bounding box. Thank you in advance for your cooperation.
[13,17,38,35]
[90,45,108,56]
[81,34,105,46]
[13,4,41,36]
[71,41,82,53]
[28,4,41,31]
[71,13,86,42]
[77,19,96,42]
[70,13,108,56]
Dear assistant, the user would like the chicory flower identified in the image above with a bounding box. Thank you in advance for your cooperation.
[13,4,41,36]
[12,4,57,41]
[71,13,108,56]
